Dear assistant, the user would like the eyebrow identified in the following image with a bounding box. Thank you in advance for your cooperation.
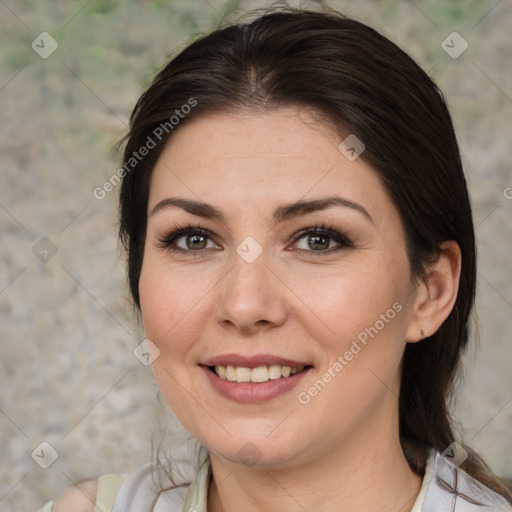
[150,196,374,225]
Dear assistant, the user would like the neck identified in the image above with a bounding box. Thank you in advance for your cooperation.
[207,416,423,512]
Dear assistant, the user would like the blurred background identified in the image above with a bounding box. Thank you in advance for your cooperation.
[1,0,511,510]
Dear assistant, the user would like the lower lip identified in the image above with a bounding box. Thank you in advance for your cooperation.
[201,366,312,403]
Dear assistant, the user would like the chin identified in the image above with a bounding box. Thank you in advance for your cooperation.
[200,428,312,469]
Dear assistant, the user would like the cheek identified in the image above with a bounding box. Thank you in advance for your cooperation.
[138,258,206,358]
[294,273,408,419]
[286,258,410,348]
[289,259,412,414]
[139,261,209,430]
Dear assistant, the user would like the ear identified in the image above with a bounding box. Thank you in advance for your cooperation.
[405,240,462,343]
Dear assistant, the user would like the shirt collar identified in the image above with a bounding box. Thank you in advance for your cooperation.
[182,452,212,512]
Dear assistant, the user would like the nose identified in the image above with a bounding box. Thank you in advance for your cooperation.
[215,249,288,335]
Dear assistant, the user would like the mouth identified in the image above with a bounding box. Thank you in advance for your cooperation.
[206,364,310,383]
[199,354,314,403]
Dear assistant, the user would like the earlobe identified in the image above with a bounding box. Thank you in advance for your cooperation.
[405,240,461,343]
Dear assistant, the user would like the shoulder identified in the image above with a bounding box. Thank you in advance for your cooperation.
[52,478,98,512]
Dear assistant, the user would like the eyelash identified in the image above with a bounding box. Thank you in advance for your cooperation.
[155,222,353,257]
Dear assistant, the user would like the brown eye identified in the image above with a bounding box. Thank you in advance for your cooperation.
[292,225,353,256]
[305,234,331,251]
[155,225,220,255]
[185,233,208,250]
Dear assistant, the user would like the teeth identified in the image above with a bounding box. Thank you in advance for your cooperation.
[226,365,236,381]
[251,366,269,383]
[268,365,282,380]
[213,365,305,383]
[235,367,251,382]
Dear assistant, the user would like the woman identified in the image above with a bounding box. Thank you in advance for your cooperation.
[39,6,512,512]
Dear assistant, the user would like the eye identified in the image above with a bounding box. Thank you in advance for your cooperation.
[155,224,220,256]
[155,222,352,257]
[291,223,353,256]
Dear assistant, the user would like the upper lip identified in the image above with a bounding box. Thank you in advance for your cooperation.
[201,353,312,369]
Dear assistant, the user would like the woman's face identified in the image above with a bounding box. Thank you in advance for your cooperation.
[139,107,419,468]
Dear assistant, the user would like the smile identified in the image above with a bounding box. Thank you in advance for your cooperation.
[200,356,313,403]
[212,364,307,383]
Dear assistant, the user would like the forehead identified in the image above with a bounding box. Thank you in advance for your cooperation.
[148,107,391,222]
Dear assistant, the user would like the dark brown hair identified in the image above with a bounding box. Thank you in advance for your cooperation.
[118,5,511,501]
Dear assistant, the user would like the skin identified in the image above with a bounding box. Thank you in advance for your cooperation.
[52,479,98,512]
[138,107,461,512]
